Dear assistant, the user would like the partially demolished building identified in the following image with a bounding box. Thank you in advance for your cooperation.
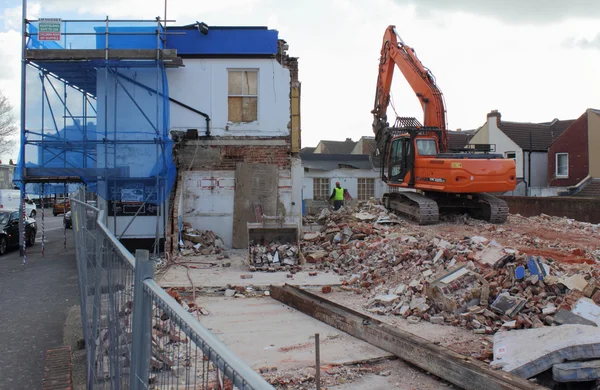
[166,26,302,250]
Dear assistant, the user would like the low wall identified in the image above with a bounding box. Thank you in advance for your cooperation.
[499,196,600,224]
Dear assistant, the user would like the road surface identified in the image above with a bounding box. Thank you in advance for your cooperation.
[0,212,79,390]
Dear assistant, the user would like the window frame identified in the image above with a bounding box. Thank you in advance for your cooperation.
[357,178,375,201]
[313,178,331,201]
[415,138,438,156]
[555,152,569,178]
[227,69,259,123]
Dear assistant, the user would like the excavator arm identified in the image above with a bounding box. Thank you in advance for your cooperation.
[372,25,448,151]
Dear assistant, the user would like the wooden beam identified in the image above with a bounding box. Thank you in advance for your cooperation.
[26,49,183,66]
[270,285,545,390]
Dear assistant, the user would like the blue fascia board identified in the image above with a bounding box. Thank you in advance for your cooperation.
[165,26,279,56]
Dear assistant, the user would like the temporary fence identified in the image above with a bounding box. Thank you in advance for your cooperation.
[71,189,273,389]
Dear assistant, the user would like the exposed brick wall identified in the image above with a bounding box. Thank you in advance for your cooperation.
[548,113,588,187]
[167,137,293,254]
[499,196,600,223]
[176,142,292,171]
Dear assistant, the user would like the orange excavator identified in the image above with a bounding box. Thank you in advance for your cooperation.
[373,26,516,224]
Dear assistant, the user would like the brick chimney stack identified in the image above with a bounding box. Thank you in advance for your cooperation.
[487,110,501,126]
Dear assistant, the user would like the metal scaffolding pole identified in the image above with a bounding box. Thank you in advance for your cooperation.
[18,0,27,259]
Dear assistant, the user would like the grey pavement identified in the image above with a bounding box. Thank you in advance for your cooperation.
[0,212,80,390]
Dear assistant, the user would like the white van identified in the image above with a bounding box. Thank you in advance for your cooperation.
[0,189,38,218]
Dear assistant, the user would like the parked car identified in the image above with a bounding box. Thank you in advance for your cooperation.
[0,189,38,218]
[64,211,72,229]
[53,198,70,216]
[0,209,37,255]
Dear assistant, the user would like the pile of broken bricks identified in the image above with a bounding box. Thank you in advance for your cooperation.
[300,201,600,347]
[248,242,301,272]
[300,201,600,385]
[179,223,228,257]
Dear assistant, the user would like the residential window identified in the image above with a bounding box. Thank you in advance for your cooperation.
[357,178,375,201]
[505,151,516,160]
[228,70,258,123]
[556,153,569,178]
[313,178,330,200]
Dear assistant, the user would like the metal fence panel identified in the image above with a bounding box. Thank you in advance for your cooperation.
[71,189,273,390]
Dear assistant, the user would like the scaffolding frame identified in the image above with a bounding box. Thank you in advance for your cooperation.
[18,0,180,260]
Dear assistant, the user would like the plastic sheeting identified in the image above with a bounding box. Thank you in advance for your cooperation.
[15,20,176,206]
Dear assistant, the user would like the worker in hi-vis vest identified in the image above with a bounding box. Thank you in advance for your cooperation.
[329,181,351,211]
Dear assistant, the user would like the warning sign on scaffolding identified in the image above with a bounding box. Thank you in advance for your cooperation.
[107,180,159,217]
[38,18,61,41]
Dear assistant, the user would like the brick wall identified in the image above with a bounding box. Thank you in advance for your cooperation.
[548,113,588,187]
[499,196,600,223]
[175,142,291,171]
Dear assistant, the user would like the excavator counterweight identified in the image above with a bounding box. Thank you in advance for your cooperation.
[372,26,517,224]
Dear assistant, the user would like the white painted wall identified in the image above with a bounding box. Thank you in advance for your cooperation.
[183,168,297,248]
[167,58,290,137]
[302,168,385,200]
[525,152,549,188]
[182,170,235,247]
[487,118,524,178]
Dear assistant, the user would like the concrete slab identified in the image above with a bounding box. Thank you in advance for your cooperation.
[491,324,600,378]
[194,296,392,370]
[158,251,342,288]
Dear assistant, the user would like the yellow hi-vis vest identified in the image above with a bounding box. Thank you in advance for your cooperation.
[333,187,344,201]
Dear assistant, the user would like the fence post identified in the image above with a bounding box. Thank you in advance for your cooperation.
[130,250,154,389]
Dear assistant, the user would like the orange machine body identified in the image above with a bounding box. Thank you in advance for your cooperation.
[373,26,516,194]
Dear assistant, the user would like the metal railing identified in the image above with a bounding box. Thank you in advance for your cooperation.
[71,190,273,389]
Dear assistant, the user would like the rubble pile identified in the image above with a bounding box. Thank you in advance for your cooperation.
[248,242,300,271]
[179,223,227,256]
[261,362,391,389]
[300,201,600,346]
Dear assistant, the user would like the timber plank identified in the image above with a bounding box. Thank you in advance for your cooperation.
[270,285,545,390]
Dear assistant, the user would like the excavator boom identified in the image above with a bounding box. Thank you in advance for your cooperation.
[373,26,447,150]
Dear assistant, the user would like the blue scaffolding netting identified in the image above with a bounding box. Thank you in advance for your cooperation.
[15,20,176,207]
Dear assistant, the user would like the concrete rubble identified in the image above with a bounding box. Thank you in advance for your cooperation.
[179,223,228,257]
[248,241,301,271]
[295,200,600,384]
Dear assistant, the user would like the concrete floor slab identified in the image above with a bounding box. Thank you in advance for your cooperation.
[194,296,392,370]
[159,250,342,288]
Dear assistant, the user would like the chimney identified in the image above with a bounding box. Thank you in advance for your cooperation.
[487,110,501,126]
[345,138,353,142]
[456,128,462,132]
[9,159,14,165]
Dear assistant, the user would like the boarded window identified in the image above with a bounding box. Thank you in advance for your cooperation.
[556,153,568,178]
[357,178,375,201]
[313,178,330,200]
[228,70,258,123]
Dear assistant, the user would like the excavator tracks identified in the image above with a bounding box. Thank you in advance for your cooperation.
[383,191,509,225]
[474,193,509,224]
[384,191,439,225]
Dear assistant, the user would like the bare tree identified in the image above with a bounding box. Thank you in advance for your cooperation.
[0,90,17,158]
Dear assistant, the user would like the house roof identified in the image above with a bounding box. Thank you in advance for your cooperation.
[300,147,315,154]
[447,130,475,150]
[498,119,575,151]
[301,153,373,170]
[316,140,357,154]
[352,137,377,155]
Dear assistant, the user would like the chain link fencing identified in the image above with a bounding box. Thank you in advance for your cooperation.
[71,190,273,389]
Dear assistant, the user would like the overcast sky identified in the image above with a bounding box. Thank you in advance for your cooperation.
[1,0,599,155]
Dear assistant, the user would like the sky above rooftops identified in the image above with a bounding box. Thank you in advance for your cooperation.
[0,0,599,156]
